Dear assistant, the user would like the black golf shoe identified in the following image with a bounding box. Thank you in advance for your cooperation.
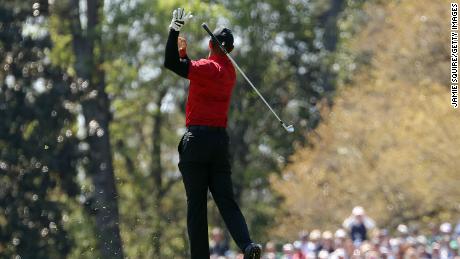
[243,243,262,259]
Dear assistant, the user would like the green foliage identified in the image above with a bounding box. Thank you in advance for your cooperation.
[0,0,80,257]
[271,0,459,239]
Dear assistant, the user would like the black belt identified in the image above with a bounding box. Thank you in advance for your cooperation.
[187,125,226,132]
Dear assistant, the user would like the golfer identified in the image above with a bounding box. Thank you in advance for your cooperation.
[164,8,262,259]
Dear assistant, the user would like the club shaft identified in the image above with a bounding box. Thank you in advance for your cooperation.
[225,54,283,123]
[201,23,284,124]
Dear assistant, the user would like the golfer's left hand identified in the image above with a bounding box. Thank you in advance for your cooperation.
[169,8,193,32]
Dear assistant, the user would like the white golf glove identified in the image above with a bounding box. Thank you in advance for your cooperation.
[169,8,193,32]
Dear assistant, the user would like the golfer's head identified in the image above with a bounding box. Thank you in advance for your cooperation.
[209,27,234,54]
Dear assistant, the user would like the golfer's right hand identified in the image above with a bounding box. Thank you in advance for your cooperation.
[169,8,192,32]
[178,37,188,58]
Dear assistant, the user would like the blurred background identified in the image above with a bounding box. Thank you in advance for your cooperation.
[0,0,458,258]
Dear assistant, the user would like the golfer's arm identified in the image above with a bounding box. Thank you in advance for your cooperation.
[164,29,189,79]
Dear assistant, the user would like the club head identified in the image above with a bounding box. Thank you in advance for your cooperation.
[283,124,295,133]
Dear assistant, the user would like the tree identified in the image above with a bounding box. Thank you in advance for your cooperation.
[53,0,124,258]
[0,0,79,257]
[270,0,459,239]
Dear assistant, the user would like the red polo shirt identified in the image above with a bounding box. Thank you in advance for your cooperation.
[186,54,236,127]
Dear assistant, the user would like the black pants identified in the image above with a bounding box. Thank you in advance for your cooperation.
[178,126,252,259]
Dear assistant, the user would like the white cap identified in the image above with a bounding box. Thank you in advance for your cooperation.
[389,238,400,247]
[322,231,333,240]
[440,222,452,233]
[335,229,347,239]
[334,248,346,257]
[310,229,321,240]
[283,243,294,252]
[293,240,302,250]
[318,250,330,259]
[397,224,408,234]
[416,235,427,244]
[352,206,365,216]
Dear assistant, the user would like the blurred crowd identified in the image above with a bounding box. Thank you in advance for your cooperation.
[210,207,460,259]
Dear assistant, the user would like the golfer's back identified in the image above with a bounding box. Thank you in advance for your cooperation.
[186,54,236,128]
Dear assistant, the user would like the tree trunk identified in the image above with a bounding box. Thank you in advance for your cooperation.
[320,0,346,52]
[228,124,250,203]
[319,0,346,95]
[151,89,167,257]
[67,0,124,258]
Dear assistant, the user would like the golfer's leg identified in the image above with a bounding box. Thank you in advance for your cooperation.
[209,171,252,251]
[179,162,210,259]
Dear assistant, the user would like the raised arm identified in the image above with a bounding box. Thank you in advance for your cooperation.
[163,8,192,79]
[164,29,189,78]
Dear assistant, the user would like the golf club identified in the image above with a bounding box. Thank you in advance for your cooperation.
[202,23,295,133]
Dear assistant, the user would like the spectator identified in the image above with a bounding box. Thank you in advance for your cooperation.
[404,246,418,259]
[343,206,376,244]
[440,222,453,259]
[292,241,306,259]
[344,236,356,257]
[213,212,460,259]
[210,227,230,257]
[307,229,322,257]
[432,242,441,258]
[376,228,390,247]
[397,224,409,240]
[331,248,346,259]
[282,243,294,259]
[429,222,442,244]
[455,220,460,237]
[378,246,391,259]
[298,230,309,256]
[322,231,335,253]
[262,241,277,259]
[415,239,431,259]
[318,249,330,259]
